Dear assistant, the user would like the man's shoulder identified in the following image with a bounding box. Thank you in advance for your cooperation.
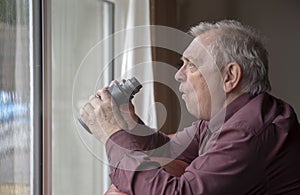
[225,93,298,135]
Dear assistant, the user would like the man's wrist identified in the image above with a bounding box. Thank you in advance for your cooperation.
[105,129,139,151]
[102,128,123,144]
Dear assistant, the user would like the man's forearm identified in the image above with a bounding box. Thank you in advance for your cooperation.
[129,122,170,151]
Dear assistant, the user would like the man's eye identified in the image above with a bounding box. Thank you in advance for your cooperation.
[188,63,196,68]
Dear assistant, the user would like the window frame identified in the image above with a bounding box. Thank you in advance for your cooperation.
[42,0,52,194]
[32,0,43,195]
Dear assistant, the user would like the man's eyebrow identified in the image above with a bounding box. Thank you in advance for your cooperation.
[181,56,197,64]
[181,56,191,62]
[180,56,186,61]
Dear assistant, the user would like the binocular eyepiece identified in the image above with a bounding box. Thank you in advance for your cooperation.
[78,77,142,133]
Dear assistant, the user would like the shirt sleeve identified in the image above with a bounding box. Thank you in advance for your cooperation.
[106,124,262,195]
[127,120,203,163]
[129,122,171,151]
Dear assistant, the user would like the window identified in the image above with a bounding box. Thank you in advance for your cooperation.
[0,0,41,194]
[1,1,153,194]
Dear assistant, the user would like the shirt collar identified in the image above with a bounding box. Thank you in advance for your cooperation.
[208,93,256,132]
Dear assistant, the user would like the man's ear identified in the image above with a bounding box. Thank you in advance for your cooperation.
[223,63,242,93]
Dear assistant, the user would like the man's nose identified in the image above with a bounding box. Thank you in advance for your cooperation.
[175,65,186,82]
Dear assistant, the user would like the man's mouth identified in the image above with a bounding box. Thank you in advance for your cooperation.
[179,86,184,93]
[179,87,187,99]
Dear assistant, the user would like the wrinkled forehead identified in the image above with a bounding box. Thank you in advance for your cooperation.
[182,37,214,67]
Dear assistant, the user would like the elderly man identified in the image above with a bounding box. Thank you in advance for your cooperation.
[80,20,300,194]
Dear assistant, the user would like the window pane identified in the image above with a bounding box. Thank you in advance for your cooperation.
[0,0,32,194]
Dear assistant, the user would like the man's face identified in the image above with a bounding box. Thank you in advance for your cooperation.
[175,34,224,120]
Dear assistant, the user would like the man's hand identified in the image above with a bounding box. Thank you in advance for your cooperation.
[80,87,126,143]
[104,184,128,195]
[118,102,139,130]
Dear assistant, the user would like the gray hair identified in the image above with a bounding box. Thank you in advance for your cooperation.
[189,20,271,95]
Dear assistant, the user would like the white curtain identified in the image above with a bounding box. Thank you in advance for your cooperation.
[112,0,157,128]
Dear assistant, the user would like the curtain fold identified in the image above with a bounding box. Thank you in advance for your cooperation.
[113,0,157,129]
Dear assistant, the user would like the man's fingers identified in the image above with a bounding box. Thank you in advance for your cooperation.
[96,87,111,102]
[89,95,101,108]
[104,192,128,195]
[79,102,95,125]
[79,107,88,119]
[83,102,95,113]
[109,80,119,87]
[105,192,128,195]
[104,185,128,195]
[105,184,118,192]
[79,102,94,120]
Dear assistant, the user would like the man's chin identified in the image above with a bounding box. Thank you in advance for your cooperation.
[185,107,199,119]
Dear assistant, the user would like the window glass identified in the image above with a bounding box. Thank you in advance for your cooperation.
[0,0,32,194]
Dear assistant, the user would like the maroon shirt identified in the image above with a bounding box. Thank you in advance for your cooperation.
[106,93,300,194]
